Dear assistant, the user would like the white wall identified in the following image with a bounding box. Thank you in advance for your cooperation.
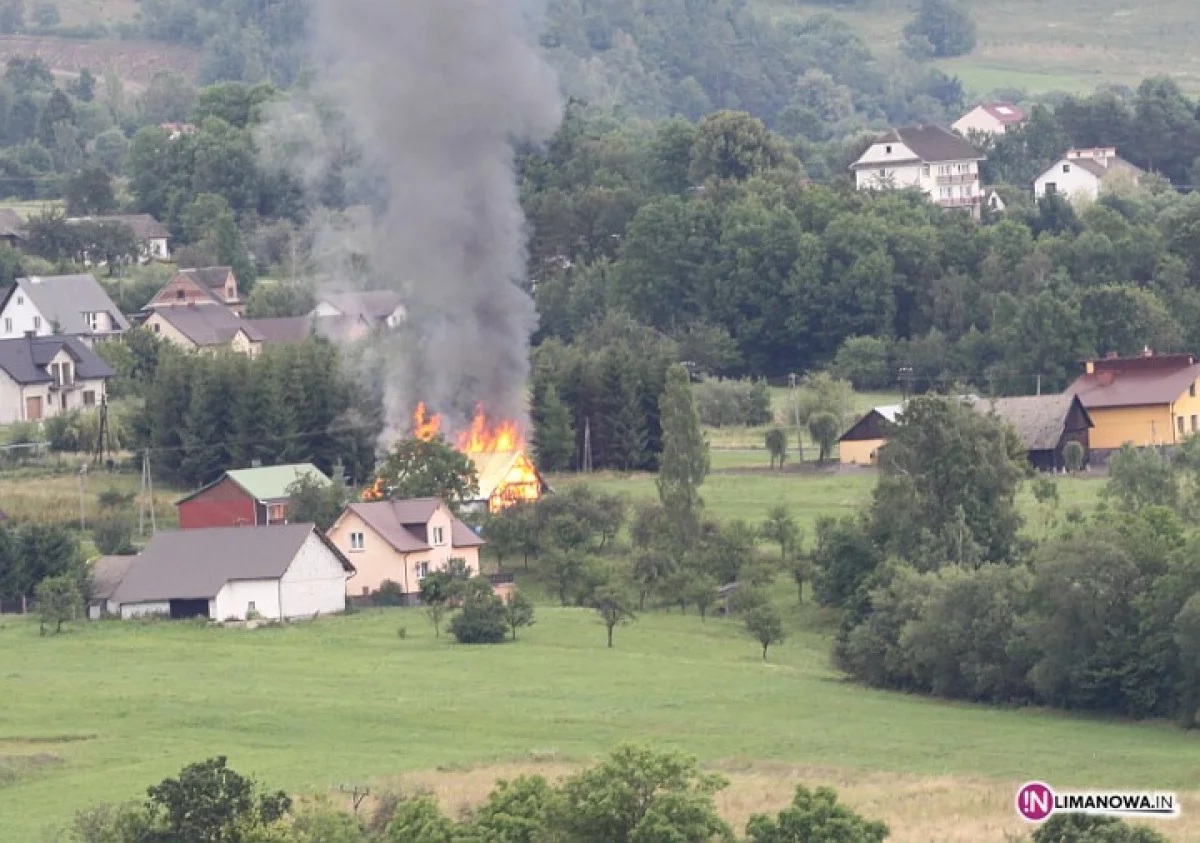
[214,579,282,622]
[312,301,343,318]
[1035,159,1101,202]
[279,532,349,617]
[0,287,47,339]
[953,107,1004,136]
[120,601,170,619]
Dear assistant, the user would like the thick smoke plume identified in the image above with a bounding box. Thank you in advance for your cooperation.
[268,0,562,444]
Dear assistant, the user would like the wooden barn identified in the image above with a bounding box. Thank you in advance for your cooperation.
[176,464,330,529]
[975,394,1093,471]
[838,404,903,465]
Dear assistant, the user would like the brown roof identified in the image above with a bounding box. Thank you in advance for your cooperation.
[243,316,313,344]
[343,498,486,554]
[318,291,404,321]
[111,524,353,604]
[179,266,234,291]
[155,304,260,346]
[884,125,983,163]
[88,555,135,601]
[980,102,1025,125]
[0,208,25,238]
[1068,357,1200,409]
[975,394,1092,451]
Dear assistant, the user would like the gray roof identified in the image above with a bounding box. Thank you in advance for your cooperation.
[88,555,135,601]
[179,267,234,292]
[111,524,353,604]
[0,208,25,238]
[8,275,130,335]
[67,214,169,240]
[1059,156,1144,179]
[344,499,485,554]
[0,335,114,385]
[318,291,404,321]
[243,316,314,344]
[975,394,1090,451]
[155,305,260,346]
[884,125,983,163]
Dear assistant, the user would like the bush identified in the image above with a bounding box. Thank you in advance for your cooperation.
[376,579,405,607]
[92,516,135,555]
[692,378,772,427]
[449,580,508,644]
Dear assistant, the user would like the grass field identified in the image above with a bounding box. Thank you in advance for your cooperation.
[2,608,1198,841]
[0,469,178,530]
[754,0,1200,95]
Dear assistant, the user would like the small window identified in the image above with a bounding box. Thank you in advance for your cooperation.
[176,289,186,300]
[885,145,892,153]
[1063,164,1070,173]
[350,531,364,551]
[33,315,40,329]
[152,323,160,334]
[433,526,445,545]
[1178,417,1186,437]
[362,586,369,596]
[1045,183,1057,195]
[922,164,930,176]
[82,390,95,406]
[417,561,429,579]
[878,168,887,178]
[268,503,286,522]
[3,318,9,332]
[16,295,22,304]
[247,601,256,612]
[1192,415,1197,433]
[1191,382,1196,398]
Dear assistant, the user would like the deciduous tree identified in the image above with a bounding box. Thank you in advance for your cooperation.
[657,365,709,550]
[35,574,80,634]
[744,605,784,662]
[590,580,636,648]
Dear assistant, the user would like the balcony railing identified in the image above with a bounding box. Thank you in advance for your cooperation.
[937,195,981,208]
[936,173,977,186]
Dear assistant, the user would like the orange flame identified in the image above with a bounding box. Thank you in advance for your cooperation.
[455,403,523,455]
[412,401,442,442]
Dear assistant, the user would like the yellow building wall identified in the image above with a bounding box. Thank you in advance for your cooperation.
[1088,406,1171,449]
[839,438,884,465]
[1169,382,1200,441]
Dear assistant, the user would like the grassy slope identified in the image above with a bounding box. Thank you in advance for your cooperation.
[2,609,1199,841]
[753,0,1200,95]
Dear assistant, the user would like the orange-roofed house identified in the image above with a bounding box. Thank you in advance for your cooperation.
[326,498,486,604]
[1066,349,1200,458]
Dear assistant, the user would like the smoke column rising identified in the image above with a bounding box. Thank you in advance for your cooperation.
[304,0,562,440]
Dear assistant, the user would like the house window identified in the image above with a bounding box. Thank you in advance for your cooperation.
[1191,382,1196,398]
[1045,183,1057,195]
[417,561,430,579]
[1063,164,1070,173]
[152,323,160,334]
[16,295,22,304]
[1179,416,1186,437]
[247,601,256,613]
[350,531,364,551]
[922,164,930,176]
[885,145,892,153]
[3,318,9,332]
[1192,415,1198,433]
[361,586,369,596]
[268,503,286,522]
[33,315,40,330]
[878,168,886,178]
[176,289,186,300]
[433,526,445,545]
[82,390,95,406]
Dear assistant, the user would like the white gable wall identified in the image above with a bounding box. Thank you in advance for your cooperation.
[279,531,349,617]
[312,301,344,318]
[953,107,1004,136]
[214,578,282,622]
[1035,159,1102,202]
[0,286,48,339]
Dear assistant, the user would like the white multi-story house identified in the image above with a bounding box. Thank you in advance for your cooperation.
[1034,147,1144,204]
[850,125,986,217]
[0,333,113,422]
[0,274,129,347]
[953,102,1026,136]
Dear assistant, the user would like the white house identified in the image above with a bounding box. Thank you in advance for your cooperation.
[109,524,356,622]
[1034,147,1145,204]
[849,125,986,217]
[953,102,1026,136]
[312,291,406,330]
[0,334,113,422]
[0,275,129,346]
[67,214,171,262]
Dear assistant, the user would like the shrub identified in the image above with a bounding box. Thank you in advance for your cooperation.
[376,580,405,607]
[92,516,135,555]
[692,378,772,427]
[449,579,508,644]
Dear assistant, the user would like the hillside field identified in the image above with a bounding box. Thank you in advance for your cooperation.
[754,0,1200,95]
[2,607,1199,842]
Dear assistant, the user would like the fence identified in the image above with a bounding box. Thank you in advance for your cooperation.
[0,596,35,615]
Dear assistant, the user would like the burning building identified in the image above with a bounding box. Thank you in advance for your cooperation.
[367,403,549,514]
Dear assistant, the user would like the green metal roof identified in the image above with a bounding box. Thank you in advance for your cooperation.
[225,463,330,501]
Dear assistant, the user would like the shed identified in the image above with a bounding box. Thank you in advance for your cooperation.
[110,524,355,621]
[975,394,1093,471]
[176,463,331,529]
[87,555,135,619]
[838,404,904,465]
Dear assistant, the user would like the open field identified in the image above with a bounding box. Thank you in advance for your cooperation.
[754,0,1200,95]
[0,199,65,219]
[2,608,1199,841]
[0,469,179,529]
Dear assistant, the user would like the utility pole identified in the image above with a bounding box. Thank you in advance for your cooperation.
[582,418,593,473]
[789,373,804,465]
[899,367,916,400]
[1036,374,1042,396]
[147,451,156,533]
[78,462,88,529]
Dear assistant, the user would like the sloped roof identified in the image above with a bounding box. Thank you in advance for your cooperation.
[179,267,234,291]
[0,335,114,385]
[343,498,485,554]
[1068,362,1200,409]
[980,103,1025,125]
[0,208,26,238]
[67,214,169,240]
[975,394,1092,451]
[471,451,551,502]
[111,524,352,604]
[884,125,982,163]
[243,316,313,344]
[177,463,330,505]
[838,404,905,443]
[154,304,255,346]
[88,555,135,601]
[317,291,404,321]
[7,274,130,335]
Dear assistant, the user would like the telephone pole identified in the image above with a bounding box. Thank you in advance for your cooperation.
[789,373,804,464]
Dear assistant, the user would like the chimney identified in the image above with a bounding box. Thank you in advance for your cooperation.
[1143,346,1154,358]
[1106,351,1119,359]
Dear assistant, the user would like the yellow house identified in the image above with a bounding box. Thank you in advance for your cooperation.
[326,498,485,602]
[1067,351,1200,452]
[838,404,903,465]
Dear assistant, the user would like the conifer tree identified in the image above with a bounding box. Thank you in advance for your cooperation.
[533,383,575,472]
[180,356,234,486]
[656,365,709,549]
[601,349,648,471]
[143,348,193,483]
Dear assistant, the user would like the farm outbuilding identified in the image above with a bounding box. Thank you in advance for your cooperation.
[176,463,330,529]
[110,524,355,622]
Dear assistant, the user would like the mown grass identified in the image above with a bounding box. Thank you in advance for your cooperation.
[1,608,1198,841]
[753,0,1200,94]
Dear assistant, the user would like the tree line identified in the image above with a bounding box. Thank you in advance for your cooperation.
[811,394,1200,728]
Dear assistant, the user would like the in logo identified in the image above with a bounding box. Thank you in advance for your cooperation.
[1017,782,1055,822]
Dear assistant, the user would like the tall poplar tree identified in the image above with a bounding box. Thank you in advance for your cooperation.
[656,365,709,550]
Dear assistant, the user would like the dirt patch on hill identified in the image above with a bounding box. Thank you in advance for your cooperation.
[0,36,199,88]
[342,758,1199,843]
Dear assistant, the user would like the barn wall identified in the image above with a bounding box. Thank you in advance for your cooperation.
[120,601,170,619]
[214,579,281,621]
[280,532,348,617]
[178,477,257,529]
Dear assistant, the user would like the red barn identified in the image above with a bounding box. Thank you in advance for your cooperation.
[176,463,330,529]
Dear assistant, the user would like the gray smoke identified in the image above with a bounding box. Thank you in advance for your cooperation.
[263,0,562,444]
